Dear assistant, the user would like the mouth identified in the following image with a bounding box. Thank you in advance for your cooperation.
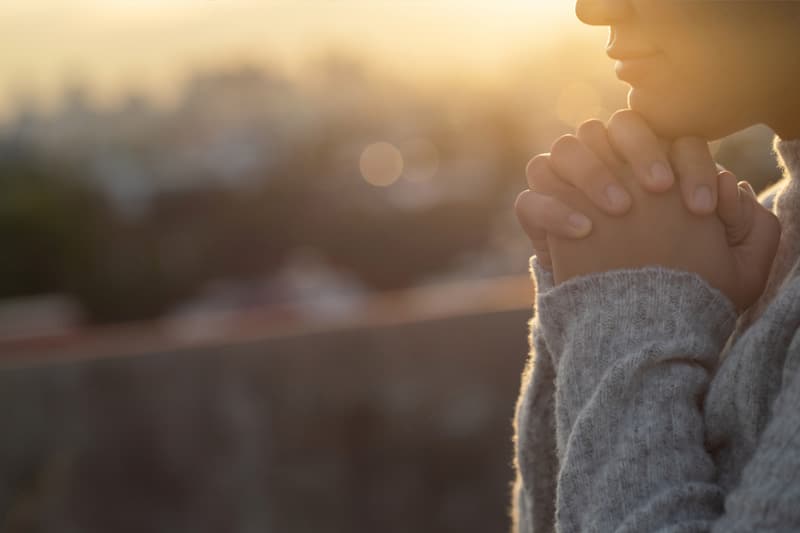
[606,27,664,85]
[613,53,664,85]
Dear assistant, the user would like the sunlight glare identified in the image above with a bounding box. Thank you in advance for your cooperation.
[400,139,439,183]
[556,82,607,129]
[100,0,196,14]
[1,0,580,117]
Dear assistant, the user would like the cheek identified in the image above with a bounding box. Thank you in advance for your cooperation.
[628,4,784,139]
[623,4,748,137]
[626,49,754,140]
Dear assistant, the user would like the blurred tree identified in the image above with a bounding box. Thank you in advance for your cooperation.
[0,147,105,303]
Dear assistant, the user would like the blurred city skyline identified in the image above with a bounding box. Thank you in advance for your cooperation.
[1,0,606,121]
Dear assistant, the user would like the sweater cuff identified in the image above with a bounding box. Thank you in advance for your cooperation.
[535,267,737,368]
[529,255,555,296]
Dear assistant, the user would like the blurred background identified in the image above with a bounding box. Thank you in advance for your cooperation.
[0,1,783,531]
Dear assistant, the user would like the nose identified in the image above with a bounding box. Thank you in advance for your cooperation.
[575,0,633,25]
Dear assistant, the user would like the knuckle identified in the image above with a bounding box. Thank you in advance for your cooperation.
[535,194,570,224]
[536,193,559,213]
[607,109,638,132]
[580,172,615,203]
[514,191,539,222]
[516,190,554,221]
[550,134,579,157]
[513,190,529,212]
[577,118,606,139]
[582,161,611,186]
[525,154,550,182]
[691,174,715,188]
[670,135,704,155]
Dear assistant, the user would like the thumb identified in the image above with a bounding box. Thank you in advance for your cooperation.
[741,196,781,279]
[716,171,755,246]
[727,179,781,308]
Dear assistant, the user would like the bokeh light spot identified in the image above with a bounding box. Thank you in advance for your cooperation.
[400,138,440,182]
[360,142,404,187]
[556,82,604,128]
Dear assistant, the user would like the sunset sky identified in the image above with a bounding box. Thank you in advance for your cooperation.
[1,1,607,119]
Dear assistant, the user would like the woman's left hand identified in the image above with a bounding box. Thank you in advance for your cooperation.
[517,127,780,312]
[514,111,723,271]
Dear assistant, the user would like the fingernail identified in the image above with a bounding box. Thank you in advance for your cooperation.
[567,213,591,234]
[649,161,674,188]
[741,181,757,197]
[605,184,630,210]
[693,185,713,212]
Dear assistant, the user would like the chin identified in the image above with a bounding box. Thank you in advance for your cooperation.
[627,87,749,141]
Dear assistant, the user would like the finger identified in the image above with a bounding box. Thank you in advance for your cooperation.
[669,137,719,215]
[514,189,593,240]
[736,203,781,302]
[515,196,554,265]
[548,134,632,215]
[522,156,582,245]
[737,181,757,232]
[606,109,675,192]
[514,190,547,244]
[536,248,553,271]
[575,119,624,170]
[717,171,739,228]
[747,208,781,276]
[525,154,563,193]
[737,180,757,233]
[717,171,750,246]
[740,180,757,199]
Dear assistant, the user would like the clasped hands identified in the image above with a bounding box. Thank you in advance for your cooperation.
[515,110,781,312]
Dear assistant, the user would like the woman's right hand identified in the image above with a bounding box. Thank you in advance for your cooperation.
[515,110,722,269]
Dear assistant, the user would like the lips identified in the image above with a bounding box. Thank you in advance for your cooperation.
[606,30,664,85]
[613,53,664,84]
[605,27,660,62]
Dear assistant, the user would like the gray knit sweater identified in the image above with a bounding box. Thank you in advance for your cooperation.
[511,136,800,532]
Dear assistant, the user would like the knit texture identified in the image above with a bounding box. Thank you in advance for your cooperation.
[511,136,800,532]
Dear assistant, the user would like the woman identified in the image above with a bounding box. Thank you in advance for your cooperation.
[511,1,800,531]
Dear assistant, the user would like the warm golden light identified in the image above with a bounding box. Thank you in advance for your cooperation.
[103,0,193,9]
[400,139,439,182]
[0,0,579,119]
[360,142,404,187]
[556,81,608,129]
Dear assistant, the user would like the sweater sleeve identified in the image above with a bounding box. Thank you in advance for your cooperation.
[511,256,559,533]
[709,337,800,532]
[534,267,738,532]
